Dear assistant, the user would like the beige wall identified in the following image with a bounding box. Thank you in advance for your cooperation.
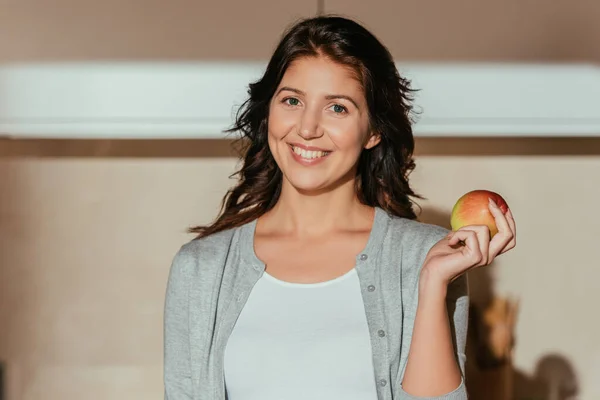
[0,0,317,61]
[0,151,236,399]
[325,0,600,62]
[3,0,599,62]
[1,139,599,400]
[412,142,600,400]
[2,0,600,399]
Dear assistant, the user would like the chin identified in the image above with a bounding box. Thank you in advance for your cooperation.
[284,174,331,194]
[283,167,354,195]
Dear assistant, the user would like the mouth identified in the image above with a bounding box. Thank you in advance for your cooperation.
[288,144,332,161]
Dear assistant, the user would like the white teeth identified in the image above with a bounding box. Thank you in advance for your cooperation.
[292,146,328,160]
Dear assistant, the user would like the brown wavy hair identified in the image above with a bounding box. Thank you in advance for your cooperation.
[190,15,423,238]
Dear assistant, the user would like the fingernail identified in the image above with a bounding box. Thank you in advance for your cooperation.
[489,198,497,207]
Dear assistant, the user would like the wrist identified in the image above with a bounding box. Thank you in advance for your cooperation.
[418,267,449,299]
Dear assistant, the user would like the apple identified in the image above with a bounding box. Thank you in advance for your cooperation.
[450,190,509,238]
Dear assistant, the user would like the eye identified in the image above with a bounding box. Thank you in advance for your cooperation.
[283,97,300,107]
[330,104,348,114]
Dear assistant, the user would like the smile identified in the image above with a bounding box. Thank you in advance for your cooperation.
[290,145,331,160]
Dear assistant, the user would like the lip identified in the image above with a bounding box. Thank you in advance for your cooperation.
[288,143,331,166]
[288,142,332,152]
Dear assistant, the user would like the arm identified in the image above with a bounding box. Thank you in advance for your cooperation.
[400,271,469,399]
[400,201,516,398]
[164,250,193,399]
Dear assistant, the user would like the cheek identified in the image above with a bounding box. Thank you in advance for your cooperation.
[268,107,296,139]
[325,119,368,152]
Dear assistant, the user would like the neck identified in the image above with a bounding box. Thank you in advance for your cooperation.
[259,177,375,238]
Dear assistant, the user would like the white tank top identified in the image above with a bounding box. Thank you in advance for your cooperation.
[224,268,379,400]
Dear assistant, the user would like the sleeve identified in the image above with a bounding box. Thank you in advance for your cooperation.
[397,223,470,399]
[397,273,470,399]
[446,273,470,383]
[164,248,194,400]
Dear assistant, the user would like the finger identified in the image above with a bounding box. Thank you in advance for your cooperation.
[456,226,490,265]
[448,229,484,266]
[506,208,516,229]
[500,208,517,254]
[488,199,514,259]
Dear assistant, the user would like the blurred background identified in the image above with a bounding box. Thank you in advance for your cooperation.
[0,1,599,399]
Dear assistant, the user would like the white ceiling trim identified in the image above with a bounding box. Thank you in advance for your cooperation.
[1,62,599,138]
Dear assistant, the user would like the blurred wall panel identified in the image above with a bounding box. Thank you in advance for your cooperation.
[324,0,600,62]
[411,144,600,400]
[0,0,318,61]
[0,157,240,400]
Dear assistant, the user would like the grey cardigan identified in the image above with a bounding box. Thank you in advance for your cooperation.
[164,207,469,400]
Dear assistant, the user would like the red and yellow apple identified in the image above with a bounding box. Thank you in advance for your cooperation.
[450,190,509,238]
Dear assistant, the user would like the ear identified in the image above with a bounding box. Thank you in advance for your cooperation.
[364,132,381,150]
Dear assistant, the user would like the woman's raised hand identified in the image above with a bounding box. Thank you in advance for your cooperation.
[421,199,517,286]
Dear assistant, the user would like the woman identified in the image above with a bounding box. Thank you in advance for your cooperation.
[164,15,516,400]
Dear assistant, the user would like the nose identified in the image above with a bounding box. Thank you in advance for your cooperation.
[298,108,323,140]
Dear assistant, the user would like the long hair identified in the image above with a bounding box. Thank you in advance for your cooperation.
[189,15,422,238]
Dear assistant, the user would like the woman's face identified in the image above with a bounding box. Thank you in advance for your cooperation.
[267,56,379,195]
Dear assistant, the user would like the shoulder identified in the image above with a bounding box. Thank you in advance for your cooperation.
[168,227,238,279]
[384,213,450,272]
[387,214,450,248]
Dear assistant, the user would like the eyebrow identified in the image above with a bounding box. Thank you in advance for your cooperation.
[276,86,360,109]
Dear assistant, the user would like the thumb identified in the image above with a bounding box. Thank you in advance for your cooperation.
[447,230,462,246]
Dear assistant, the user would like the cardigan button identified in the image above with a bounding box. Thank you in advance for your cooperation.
[378,330,386,337]
[359,254,368,261]
[379,379,387,387]
[367,285,376,292]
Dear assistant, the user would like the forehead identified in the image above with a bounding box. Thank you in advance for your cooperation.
[280,56,364,94]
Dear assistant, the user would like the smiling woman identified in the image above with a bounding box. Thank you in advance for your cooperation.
[267,56,379,193]
[188,18,420,238]
[164,15,517,400]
